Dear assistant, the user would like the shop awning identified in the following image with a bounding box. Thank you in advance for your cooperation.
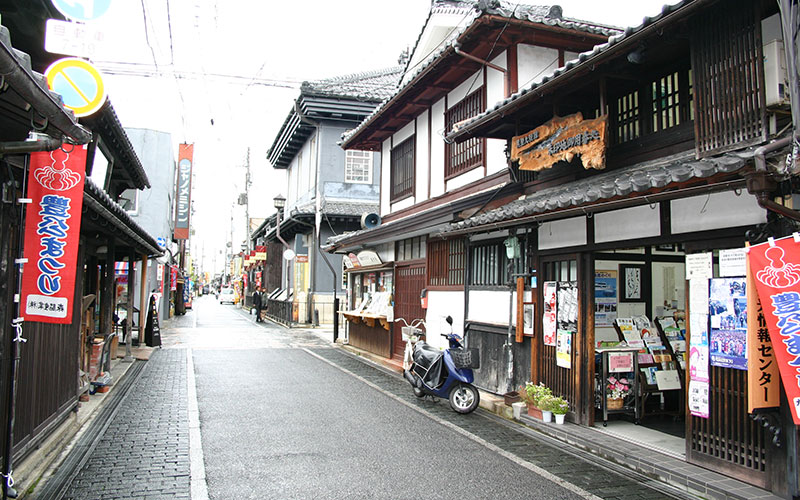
[444,149,750,235]
[83,178,163,257]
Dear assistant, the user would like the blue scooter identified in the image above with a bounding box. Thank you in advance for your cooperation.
[402,316,480,414]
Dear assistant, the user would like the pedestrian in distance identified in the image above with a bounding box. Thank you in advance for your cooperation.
[253,287,263,322]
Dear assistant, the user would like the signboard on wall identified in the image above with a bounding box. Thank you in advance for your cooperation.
[21,146,88,323]
[595,270,618,327]
[511,112,608,172]
[174,143,193,240]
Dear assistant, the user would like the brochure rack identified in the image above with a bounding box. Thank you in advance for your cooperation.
[596,346,641,426]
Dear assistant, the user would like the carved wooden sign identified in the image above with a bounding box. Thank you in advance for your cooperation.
[511,112,608,172]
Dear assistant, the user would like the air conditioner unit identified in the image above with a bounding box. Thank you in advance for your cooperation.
[764,39,790,107]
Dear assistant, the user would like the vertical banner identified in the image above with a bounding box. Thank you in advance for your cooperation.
[174,143,193,240]
[748,235,800,424]
[21,146,88,324]
[747,248,780,412]
[170,266,177,291]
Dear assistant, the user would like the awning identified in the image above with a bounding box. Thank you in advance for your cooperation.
[444,149,750,235]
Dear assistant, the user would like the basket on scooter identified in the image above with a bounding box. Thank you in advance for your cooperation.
[450,348,480,369]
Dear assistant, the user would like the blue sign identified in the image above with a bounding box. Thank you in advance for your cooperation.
[156,237,167,250]
[51,0,112,22]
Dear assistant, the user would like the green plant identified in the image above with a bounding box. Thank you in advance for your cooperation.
[520,382,551,408]
[550,396,569,415]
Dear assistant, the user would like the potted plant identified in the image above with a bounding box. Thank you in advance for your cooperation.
[539,395,554,423]
[520,382,551,420]
[550,396,569,424]
[606,376,631,410]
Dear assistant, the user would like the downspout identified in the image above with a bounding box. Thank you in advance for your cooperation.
[454,43,510,97]
[748,136,800,222]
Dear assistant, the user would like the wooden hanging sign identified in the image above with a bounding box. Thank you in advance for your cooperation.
[511,112,608,172]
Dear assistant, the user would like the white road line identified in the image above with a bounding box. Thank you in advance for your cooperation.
[187,348,209,500]
[303,348,602,500]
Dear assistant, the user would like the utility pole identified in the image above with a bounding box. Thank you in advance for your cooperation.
[244,148,251,254]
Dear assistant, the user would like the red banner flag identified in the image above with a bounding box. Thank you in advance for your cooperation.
[21,146,88,324]
[748,234,800,424]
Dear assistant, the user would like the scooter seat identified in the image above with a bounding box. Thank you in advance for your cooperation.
[413,342,441,369]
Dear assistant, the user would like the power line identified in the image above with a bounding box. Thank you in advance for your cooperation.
[93,63,303,89]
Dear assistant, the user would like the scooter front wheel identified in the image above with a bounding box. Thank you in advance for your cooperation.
[413,387,425,398]
[449,383,480,414]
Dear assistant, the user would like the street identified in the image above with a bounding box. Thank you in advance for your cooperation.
[52,295,686,500]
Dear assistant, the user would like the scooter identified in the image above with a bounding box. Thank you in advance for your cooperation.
[400,316,480,414]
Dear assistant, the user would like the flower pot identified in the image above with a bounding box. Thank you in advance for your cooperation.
[554,413,566,424]
[512,402,526,420]
[607,397,624,410]
[503,391,521,406]
[541,410,553,423]
[527,405,543,420]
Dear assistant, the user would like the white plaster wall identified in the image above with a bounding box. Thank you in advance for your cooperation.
[391,196,415,213]
[415,110,430,202]
[487,138,506,175]
[539,216,587,250]
[594,205,661,244]
[430,98,446,198]
[447,69,484,109]
[468,290,510,325]
[486,51,507,106]
[393,121,415,146]
[425,290,465,350]
[471,230,509,242]
[380,139,391,216]
[517,44,560,88]
[446,167,485,191]
[671,191,766,234]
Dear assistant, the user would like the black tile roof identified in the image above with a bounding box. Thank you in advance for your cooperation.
[447,149,747,232]
[301,66,404,101]
[293,200,380,218]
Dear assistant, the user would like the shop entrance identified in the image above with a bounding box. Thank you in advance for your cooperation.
[591,248,687,457]
[393,261,426,361]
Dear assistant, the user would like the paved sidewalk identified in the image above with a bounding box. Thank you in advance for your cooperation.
[60,349,190,500]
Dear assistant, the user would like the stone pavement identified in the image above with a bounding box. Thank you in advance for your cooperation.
[59,348,190,500]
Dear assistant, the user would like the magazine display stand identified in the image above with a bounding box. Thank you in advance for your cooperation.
[613,316,685,419]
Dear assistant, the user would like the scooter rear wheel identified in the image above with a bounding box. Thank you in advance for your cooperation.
[449,383,480,413]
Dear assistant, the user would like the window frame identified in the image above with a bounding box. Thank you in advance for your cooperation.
[344,150,373,184]
[390,136,415,202]
[444,87,486,180]
[427,238,465,290]
[469,238,527,288]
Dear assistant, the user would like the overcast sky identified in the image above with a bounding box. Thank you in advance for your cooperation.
[84,0,679,276]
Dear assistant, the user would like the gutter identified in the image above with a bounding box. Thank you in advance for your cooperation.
[747,136,800,222]
[0,136,63,154]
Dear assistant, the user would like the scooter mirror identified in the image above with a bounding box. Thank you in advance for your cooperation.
[446,315,453,325]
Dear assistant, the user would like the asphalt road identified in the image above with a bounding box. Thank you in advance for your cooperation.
[189,296,584,499]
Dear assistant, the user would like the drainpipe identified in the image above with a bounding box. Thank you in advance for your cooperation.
[454,43,510,97]
[748,136,800,222]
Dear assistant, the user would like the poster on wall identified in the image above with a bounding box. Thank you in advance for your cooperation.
[542,281,557,346]
[688,380,709,418]
[556,329,572,368]
[709,277,748,370]
[557,281,578,329]
[594,270,618,327]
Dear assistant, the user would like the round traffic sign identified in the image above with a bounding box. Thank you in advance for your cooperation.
[45,58,107,118]
[51,0,112,22]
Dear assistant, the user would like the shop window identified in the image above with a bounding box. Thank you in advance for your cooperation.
[427,238,465,287]
[469,240,526,287]
[396,236,426,261]
[391,136,415,202]
[445,88,485,179]
[345,150,372,184]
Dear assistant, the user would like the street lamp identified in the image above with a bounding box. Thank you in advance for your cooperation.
[273,194,286,210]
[273,194,293,298]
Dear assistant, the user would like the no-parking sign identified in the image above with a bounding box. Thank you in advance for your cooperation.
[45,57,107,117]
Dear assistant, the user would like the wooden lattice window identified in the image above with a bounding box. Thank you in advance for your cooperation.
[445,88,485,179]
[690,0,766,157]
[469,240,525,287]
[391,137,415,202]
[615,90,640,144]
[427,238,465,287]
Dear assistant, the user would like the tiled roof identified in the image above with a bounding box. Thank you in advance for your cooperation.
[342,1,622,147]
[83,178,162,255]
[448,0,691,140]
[301,66,404,101]
[293,200,380,218]
[447,149,747,232]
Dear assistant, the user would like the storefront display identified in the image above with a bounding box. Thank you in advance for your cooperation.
[342,266,395,358]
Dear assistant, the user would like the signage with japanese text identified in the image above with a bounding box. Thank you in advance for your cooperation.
[747,250,780,412]
[748,235,800,424]
[511,113,608,172]
[174,143,193,240]
[255,245,266,261]
[21,146,87,323]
